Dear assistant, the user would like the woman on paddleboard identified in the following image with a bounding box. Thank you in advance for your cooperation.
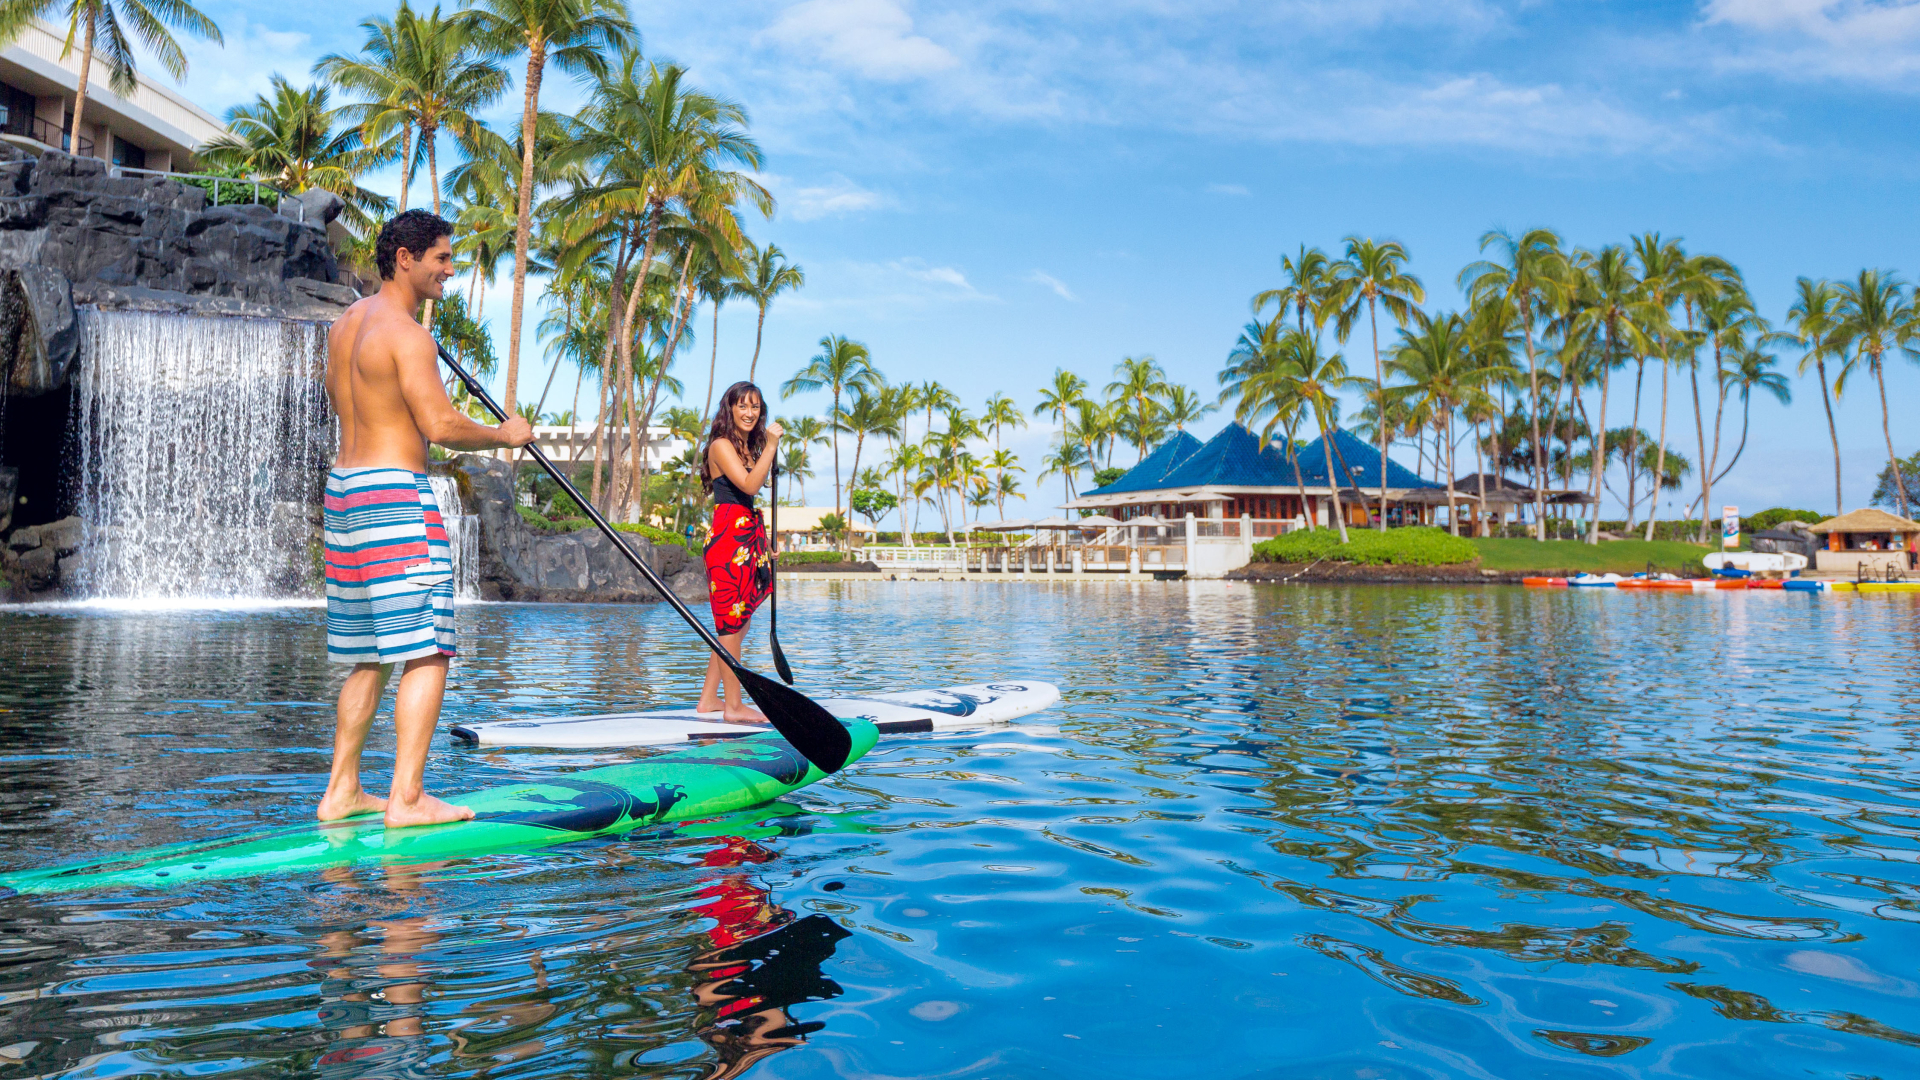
[698,381,783,721]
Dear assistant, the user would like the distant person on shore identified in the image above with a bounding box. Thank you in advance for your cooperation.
[697,381,782,722]
[318,209,532,828]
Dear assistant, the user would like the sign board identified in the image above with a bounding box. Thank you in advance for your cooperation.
[1722,505,1740,550]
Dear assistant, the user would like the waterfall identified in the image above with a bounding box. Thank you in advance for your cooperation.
[427,473,481,601]
[71,310,331,601]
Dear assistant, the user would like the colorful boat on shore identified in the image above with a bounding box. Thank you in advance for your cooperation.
[1567,573,1624,587]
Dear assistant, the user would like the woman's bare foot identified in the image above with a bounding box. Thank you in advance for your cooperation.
[696,698,725,716]
[383,793,475,829]
[722,702,768,724]
[317,787,388,821]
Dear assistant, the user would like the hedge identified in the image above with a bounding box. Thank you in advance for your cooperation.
[612,521,687,547]
[513,507,688,547]
[1744,507,1824,531]
[1252,525,1479,566]
[779,551,848,565]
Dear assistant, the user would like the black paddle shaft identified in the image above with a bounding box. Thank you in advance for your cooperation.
[768,463,794,683]
[434,343,849,773]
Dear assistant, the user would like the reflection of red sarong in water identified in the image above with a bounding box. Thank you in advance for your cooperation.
[692,838,783,950]
[704,504,771,635]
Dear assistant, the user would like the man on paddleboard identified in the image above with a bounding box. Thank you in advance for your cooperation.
[319,209,532,828]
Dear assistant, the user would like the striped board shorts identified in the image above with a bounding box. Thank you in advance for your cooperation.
[323,468,456,665]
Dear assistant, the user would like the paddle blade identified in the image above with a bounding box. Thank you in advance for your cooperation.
[736,666,851,774]
[770,631,794,685]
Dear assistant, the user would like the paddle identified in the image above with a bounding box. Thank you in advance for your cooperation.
[768,463,794,684]
[434,343,850,774]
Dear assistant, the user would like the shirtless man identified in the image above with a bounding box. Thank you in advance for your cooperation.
[318,209,532,828]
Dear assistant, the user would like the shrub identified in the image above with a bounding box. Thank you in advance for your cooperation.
[780,550,847,565]
[1252,525,1479,566]
[1745,507,1825,531]
[612,521,686,547]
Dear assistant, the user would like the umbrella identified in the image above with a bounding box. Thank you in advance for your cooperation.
[1395,489,1456,506]
[1076,514,1127,527]
[974,518,1033,531]
[1029,516,1083,529]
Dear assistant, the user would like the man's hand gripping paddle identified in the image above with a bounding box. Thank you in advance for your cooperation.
[768,463,794,684]
[435,343,849,773]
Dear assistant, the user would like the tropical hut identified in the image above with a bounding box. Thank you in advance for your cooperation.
[1808,508,1920,576]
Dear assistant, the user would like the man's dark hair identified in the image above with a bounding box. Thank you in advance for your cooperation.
[375,209,454,280]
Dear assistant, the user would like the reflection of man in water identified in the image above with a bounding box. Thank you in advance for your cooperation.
[310,865,442,1080]
[687,838,850,1078]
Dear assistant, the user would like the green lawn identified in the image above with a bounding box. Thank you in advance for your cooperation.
[1470,537,1716,575]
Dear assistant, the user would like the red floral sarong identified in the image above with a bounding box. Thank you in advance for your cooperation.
[704,503,771,635]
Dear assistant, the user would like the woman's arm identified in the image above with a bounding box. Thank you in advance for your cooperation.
[710,422,785,495]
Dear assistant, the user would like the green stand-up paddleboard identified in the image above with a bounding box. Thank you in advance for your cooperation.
[0,722,877,896]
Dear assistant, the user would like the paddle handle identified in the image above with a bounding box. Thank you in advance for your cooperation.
[436,344,743,671]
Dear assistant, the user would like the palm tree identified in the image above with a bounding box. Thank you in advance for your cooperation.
[1786,278,1846,515]
[1388,311,1485,535]
[1032,369,1088,459]
[986,448,1022,519]
[1833,269,1914,519]
[1255,244,1336,341]
[740,241,804,382]
[1461,227,1566,540]
[316,3,505,217]
[1160,384,1215,433]
[1629,233,1696,540]
[1566,245,1657,542]
[1039,440,1092,504]
[1334,236,1425,530]
[1221,317,1315,528]
[833,383,898,551]
[981,392,1025,511]
[199,77,391,230]
[1708,340,1790,490]
[463,0,634,416]
[693,238,748,423]
[1692,280,1759,539]
[1106,355,1169,463]
[779,442,814,503]
[782,335,876,525]
[0,0,221,158]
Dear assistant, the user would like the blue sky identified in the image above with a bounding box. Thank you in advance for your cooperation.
[166,0,1920,524]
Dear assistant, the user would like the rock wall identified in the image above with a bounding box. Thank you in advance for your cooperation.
[449,457,709,605]
[0,145,355,403]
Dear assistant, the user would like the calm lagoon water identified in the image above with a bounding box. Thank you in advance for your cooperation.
[1,582,1917,1079]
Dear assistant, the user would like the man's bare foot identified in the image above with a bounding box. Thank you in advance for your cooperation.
[318,788,388,821]
[722,702,768,724]
[383,793,475,829]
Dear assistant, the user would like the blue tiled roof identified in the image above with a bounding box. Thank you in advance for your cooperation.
[1089,422,1440,492]
[1296,426,1440,490]
[1080,431,1204,496]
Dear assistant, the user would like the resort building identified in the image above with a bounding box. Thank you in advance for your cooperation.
[0,20,226,171]
[495,424,688,470]
[1065,423,1441,530]
[1809,508,1919,576]
[763,506,878,551]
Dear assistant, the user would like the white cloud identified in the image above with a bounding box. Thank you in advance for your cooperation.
[781,256,993,317]
[1701,0,1920,84]
[1025,270,1076,301]
[761,173,887,220]
[167,15,315,114]
[1206,183,1252,196]
[762,0,960,81]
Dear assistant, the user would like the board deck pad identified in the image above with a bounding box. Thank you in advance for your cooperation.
[0,722,879,896]
[451,681,1063,749]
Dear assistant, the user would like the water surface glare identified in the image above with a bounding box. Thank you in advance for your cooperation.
[1,582,1917,1078]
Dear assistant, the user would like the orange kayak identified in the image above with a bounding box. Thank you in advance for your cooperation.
[1751,579,1785,589]
[1715,579,1748,590]
[1523,577,1568,587]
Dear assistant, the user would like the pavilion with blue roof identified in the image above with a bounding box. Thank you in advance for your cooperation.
[1067,422,1442,529]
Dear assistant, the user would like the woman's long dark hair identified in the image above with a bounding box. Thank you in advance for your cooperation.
[702,381,768,493]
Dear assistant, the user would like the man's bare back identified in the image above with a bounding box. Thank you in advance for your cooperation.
[317,217,531,831]
[326,294,528,471]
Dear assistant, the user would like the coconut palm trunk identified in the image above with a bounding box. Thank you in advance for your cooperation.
[1816,357,1841,515]
[1624,356,1646,531]
[1874,358,1909,519]
[1522,310,1546,541]
[1587,360,1611,544]
[1444,408,1459,537]
[637,250,700,513]
[68,10,97,157]
[1644,355,1672,541]
[503,41,548,417]
[1369,297,1389,529]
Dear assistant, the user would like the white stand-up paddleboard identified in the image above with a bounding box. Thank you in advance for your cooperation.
[450,681,1063,748]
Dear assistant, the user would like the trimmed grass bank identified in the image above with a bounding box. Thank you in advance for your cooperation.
[1470,537,1713,575]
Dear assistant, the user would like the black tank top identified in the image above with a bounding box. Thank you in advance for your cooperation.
[712,472,755,508]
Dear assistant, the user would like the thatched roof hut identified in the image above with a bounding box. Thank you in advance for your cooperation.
[1808,508,1920,534]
